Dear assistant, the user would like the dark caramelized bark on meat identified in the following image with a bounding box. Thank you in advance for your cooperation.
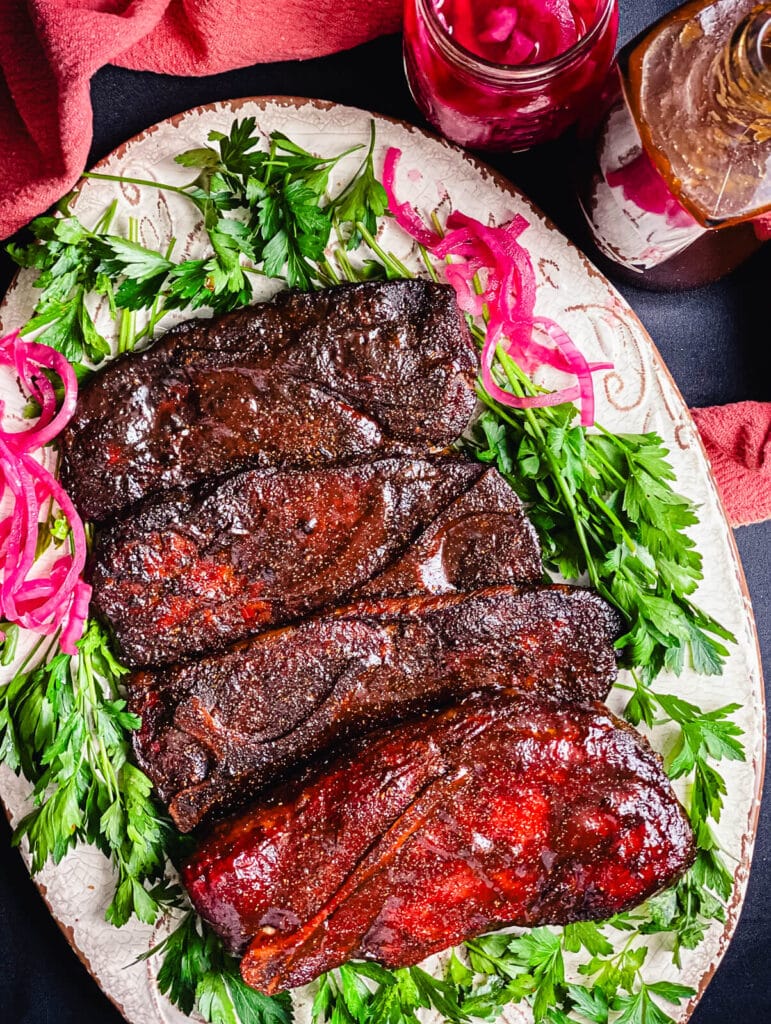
[182,691,695,993]
[130,585,621,831]
[90,457,486,666]
[359,467,542,597]
[60,280,478,521]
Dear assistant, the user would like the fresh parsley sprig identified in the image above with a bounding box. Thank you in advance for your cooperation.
[85,117,385,299]
[313,961,469,1024]
[171,119,345,292]
[461,925,695,1024]
[9,119,391,346]
[305,925,695,1024]
[620,684,744,964]
[633,847,732,967]
[0,620,178,926]
[143,911,292,1024]
[7,199,115,363]
[326,120,388,251]
[469,348,735,683]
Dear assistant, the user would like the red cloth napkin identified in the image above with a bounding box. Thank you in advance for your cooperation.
[0,0,401,240]
[0,2,768,528]
[691,402,771,528]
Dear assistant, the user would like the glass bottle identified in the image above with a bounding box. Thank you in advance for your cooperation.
[579,0,771,289]
[403,0,619,151]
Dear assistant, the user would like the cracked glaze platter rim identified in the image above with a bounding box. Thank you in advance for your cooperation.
[0,97,765,1024]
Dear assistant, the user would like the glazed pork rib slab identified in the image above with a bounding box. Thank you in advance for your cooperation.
[90,457,479,665]
[354,466,543,598]
[130,584,621,831]
[182,691,695,993]
[60,279,478,522]
[90,461,544,666]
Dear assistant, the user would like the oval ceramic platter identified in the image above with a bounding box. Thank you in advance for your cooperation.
[0,98,765,1024]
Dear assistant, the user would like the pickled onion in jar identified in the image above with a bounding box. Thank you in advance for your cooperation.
[430,0,605,65]
[403,0,619,150]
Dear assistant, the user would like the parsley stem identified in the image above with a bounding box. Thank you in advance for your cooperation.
[493,347,601,590]
[585,495,634,552]
[93,199,118,235]
[131,237,176,348]
[587,436,628,488]
[356,222,414,279]
[79,650,118,803]
[476,387,525,431]
[316,256,341,285]
[332,232,358,282]
[117,218,138,354]
[12,631,50,679]
[418,244,440,282]
[595,422,637,456]
[133,302,168,347]
[103,278,119,322]
[83,171,193,197]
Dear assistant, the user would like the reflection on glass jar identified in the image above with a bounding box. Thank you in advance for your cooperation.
[403,0,620,151]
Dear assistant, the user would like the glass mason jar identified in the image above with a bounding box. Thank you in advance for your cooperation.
[403,0,620,151]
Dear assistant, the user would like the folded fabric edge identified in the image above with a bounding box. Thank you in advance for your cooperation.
[691,401,771,529]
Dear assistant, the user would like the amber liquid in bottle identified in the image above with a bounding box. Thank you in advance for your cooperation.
[579,0,771,290]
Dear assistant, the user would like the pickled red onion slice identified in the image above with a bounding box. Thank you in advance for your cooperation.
[382,149,439,249]
[504,31,538,65]
[0,329,88,653]
[481,323,582,409]
[479,7,519,44]
[382,146,611,425]
[59,579,92,656]
[430,0,600,66]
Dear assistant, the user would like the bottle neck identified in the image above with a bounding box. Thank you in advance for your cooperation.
[714,5,771,140]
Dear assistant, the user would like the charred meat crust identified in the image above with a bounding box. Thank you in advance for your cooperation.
[129,584,622,831]
[89,461,546,667]
[181,691,695,993]
[89,457,483,666]
[357,466,543,598]
[60,280,478,522]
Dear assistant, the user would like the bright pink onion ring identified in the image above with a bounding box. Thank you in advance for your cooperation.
[0,329,88,652]
[481,324,581,409]
[0,334,78,452]
[382,148,440,249]
[59,580,92,656]
[18,454,86,623]
[0,436,39,622]
[528,317,601,427]
[10,558,73,625]
[382,146,612,426]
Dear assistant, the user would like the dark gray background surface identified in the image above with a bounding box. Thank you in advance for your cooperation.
[0,1,768,1020]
